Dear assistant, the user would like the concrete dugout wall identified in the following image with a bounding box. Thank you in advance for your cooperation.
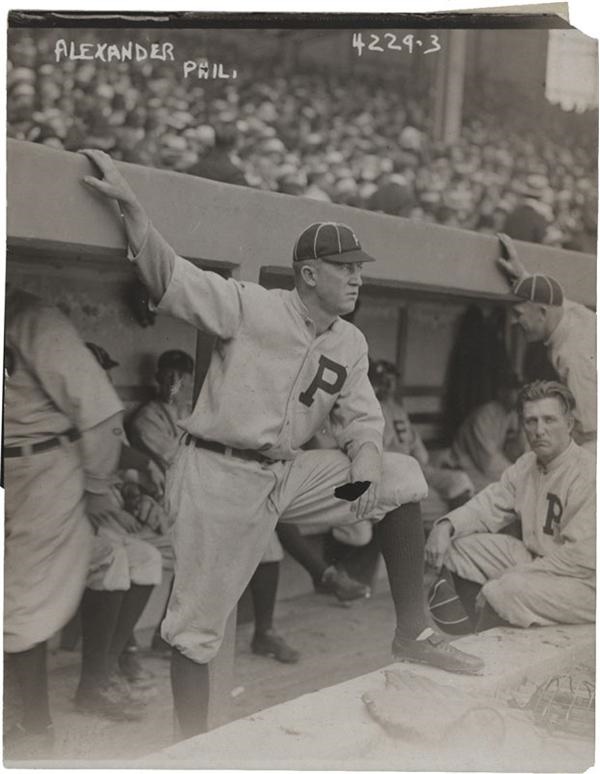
[7,139,595,305]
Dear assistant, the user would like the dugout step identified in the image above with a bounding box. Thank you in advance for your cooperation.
[140,623,594,771]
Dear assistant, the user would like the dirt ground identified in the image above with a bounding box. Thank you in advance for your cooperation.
[28,590,398,764]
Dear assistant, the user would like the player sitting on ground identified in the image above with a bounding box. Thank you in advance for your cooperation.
[426,380,595,634]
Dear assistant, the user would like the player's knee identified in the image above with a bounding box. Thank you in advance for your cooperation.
[129,542,163,586]
[379,453,428,509]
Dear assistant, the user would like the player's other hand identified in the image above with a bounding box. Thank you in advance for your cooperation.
[424,519,454,572]
[350,443,382,520]
[79,148,139,209]
[497,233,528,284]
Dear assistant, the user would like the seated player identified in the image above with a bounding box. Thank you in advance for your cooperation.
[442,372,525,492]
[426,381,595,634]
[369,359,474,509]
[76,503,163,720]
[127,348,298,663]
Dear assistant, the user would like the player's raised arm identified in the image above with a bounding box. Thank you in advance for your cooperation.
[80,149,149,254]
[80,149,242,338]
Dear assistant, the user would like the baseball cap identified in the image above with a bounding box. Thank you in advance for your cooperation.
[293,222,375,264]
[86,342,119,371]
[157,350,194,374]
[510,274,564,307]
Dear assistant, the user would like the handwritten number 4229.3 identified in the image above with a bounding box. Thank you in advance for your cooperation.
[352,32,441,56]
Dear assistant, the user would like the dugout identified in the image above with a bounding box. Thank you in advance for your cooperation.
[6,138,596,726]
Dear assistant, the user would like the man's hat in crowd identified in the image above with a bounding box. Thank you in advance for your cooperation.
[86,342,119,371]
[157,350,194,374]
[293,222,375,264]
[510,274,564,307]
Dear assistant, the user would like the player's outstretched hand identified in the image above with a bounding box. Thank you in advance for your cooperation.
[424,519,454,572]
[497,233,528,284]
[79,148,139,209]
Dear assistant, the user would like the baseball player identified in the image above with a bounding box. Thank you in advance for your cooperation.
[445,372,524,492]
[496,233,596,450]
[3,287,124,758]
[368,359,474,508]
[127,349,298,663]
[426,381,595,634]
[80,149,483,738]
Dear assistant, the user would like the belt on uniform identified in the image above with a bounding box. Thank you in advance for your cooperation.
[184,434,276,465]
[4,428,81,458]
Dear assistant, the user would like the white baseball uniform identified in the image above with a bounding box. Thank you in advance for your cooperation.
[449,400,521,491]
[87,527,163,592]
[128,225,427,662]
[4,289,123,652]
[442,441,595,627]
[380,396,473,501]
[546,300,596,448]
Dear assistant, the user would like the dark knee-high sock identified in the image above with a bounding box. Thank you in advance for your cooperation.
[8,642,51,731]
[170,648,209,739]
[451,573,482,624]
[79,589,124,690]
[249,561,279,635]
[375,502,428,639]
[108,584,154,671]
[276,523,328,584]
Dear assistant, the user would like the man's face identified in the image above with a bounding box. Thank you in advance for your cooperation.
[372,371,395,401]
[157,367,192,403]
[522,397,573,464]
[312,260,363,316]
[511,302,547,342]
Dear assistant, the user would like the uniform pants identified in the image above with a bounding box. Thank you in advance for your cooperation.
[4,444,93,653]
[162,445,427,662]
[86,527,163,591]
[444,533,596,628]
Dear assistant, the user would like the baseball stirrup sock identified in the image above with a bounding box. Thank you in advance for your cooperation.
[376,502,428,639]
[8,642,51,732]
[108,583,154,670]
[171,649,209,738]
[80,589,124,688]
[276,523,327,583]
[249,561,280,634]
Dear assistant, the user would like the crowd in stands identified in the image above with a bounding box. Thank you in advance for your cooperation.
[8,29,598,251]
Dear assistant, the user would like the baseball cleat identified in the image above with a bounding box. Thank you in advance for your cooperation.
[316,566,371,602]
[251,629,300,664]
[392,628,484,675]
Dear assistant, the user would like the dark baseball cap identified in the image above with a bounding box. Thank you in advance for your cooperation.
[509,274,564,307]
[293,222,375,264]
[86,342,119,371]
[157,350,194,374]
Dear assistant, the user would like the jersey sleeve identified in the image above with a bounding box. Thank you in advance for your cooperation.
[128,224,243,339]
[330,346,384,460]
[448,457,522,537]
[14,303,123,431]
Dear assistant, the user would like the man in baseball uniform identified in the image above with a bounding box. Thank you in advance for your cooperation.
[3,288,124,757]
[497,233,596,450]
[426,381,595,634]
[446,372,524,492]
[80,149,483,738]
[128,349,298,662]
